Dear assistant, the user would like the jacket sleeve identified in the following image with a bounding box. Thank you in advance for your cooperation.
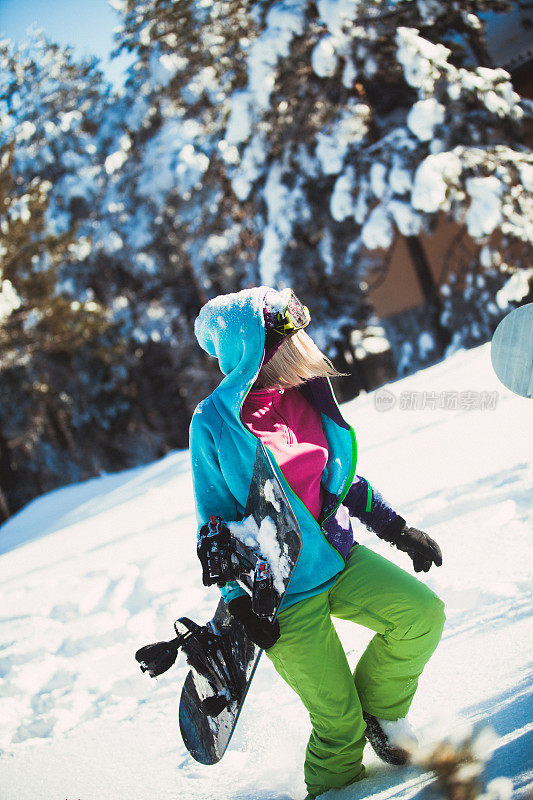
[189,405,247,604]
[342,476,405,539]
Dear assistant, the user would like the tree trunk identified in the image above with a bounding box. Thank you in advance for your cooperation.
[405,235,452,355]
[0,431,15,522]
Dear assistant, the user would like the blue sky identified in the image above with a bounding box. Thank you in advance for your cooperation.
[0,0,133,87]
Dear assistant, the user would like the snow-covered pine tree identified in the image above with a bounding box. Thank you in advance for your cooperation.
[0,37,131,516]
[217,0,532,371]
[108,0,264,416]
[0,141,112,369]
[109,0,376,387]
[109,0,532,384]
[1,2,531,513]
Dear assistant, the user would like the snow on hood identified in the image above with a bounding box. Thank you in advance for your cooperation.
[194,286,271,380]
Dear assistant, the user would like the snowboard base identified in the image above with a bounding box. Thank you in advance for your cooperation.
[179,600,259,764]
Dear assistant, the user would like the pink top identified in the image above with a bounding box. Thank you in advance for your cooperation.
[241,387,329,520]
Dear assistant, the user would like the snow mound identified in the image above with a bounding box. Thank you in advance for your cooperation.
[0,344,532,799]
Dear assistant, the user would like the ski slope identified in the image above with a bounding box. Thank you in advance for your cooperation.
[0,342,531,800]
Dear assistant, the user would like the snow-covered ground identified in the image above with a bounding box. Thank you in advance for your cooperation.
[0,342,531,800]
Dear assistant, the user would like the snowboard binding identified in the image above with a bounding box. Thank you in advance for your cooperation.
[135,513,277,718]
[135,617,244,716]
[197,516,277,618]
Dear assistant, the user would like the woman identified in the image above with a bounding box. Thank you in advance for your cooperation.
[191,286,445,800]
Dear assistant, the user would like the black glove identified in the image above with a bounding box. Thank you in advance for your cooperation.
[228,595,280,650]
[393,525,443,573]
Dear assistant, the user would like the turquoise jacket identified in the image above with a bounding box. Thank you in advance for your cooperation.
[190,286,358,610]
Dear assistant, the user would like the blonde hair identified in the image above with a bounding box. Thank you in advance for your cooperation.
[255,330,346,390]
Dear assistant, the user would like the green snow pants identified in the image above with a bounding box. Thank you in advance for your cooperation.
[265,544,445,798]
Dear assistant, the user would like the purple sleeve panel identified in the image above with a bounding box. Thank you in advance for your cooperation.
[321,503,354,563]
[343,476,406,539]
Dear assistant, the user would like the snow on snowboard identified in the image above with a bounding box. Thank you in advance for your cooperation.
[135,441,302,764]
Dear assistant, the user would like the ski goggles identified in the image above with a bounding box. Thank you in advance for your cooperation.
[264,288,311,351]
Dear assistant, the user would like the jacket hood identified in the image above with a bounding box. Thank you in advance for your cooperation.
[194,286,272,388]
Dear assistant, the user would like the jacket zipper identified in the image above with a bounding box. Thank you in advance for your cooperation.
[272,403,294,445]
[316,381,358,527]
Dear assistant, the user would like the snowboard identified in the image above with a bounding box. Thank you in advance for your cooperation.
[178,441,302,765]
